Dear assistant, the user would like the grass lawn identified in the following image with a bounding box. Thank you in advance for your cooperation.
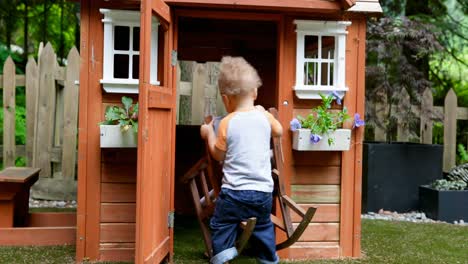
[0,217,466,264]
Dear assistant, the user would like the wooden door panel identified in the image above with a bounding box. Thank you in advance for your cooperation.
[136,0,174,263]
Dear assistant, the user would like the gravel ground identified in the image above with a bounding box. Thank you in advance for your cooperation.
[362,209,467,226]
[29,198,76,209]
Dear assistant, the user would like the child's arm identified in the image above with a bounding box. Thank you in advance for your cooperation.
[258,106,283,138]
[201,122,226,161]
[270,118,283,138]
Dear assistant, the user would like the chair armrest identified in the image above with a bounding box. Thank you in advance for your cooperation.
[180,158,207,183]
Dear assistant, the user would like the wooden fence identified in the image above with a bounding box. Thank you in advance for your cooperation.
[0,42,79,200]
[176,61,227,125]
[370,88,468,172]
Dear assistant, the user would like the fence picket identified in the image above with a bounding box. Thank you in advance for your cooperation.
[443,89,457,172]
[397,89,410,142]
[32,43,56,177]
[176,63,181,124]
[374,89,387,141]
[3,57,16,167]
[61,47,80,180]
[26,58,39,166]
[420,88,433,144]
[191,64,207,125]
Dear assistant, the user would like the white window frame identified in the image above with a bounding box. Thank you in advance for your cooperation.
[100,9,160,94]
[294,20,351,100]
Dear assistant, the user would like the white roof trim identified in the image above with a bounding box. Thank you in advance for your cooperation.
[348,1,383,13]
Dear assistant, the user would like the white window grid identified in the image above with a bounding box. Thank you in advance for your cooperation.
[303,34,336,87]
[112,24,140,80]
[294,20,351,99]
[99,9,159,94]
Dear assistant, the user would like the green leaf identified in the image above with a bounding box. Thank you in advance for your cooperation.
[104,106,120,121]
[122,96,133,112]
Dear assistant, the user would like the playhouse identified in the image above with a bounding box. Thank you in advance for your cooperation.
[77,0,382,263]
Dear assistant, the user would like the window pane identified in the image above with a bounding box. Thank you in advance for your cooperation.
[114,54,129,78]
[132,55,140,79]
[114,26,130,50]
[133,27,140,51]
[321,63,334,86]
[321,36,335,59]
[304,35,319,59]
[329,63,334,86]
[304,62,318,85]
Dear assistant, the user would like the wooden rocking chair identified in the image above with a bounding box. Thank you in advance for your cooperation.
[180,108,316,258]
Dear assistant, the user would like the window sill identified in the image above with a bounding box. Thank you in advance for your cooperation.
[101,79,139,94]
[293,85,348,100]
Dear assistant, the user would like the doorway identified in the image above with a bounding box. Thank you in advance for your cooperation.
[173,13,280,215]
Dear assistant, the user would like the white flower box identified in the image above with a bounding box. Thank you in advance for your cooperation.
[292,129,351,151]
[100,125,137,148]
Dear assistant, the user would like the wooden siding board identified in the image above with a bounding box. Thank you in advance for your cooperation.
[101,163,137,183]
[101,183,136,203]
[100,248,135,262]
[291,204,340,222]
[293,151,341,166]
[100,203,136,223]
[100,223,136,243]
[291,185,340,203]
[287,242,340,260]
[292,166,341,185]
[294,223,339,242]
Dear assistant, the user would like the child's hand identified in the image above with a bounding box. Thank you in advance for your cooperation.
[255,105,266,112]
[200,122,214,140]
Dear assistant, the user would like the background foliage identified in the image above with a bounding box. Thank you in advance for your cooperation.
[0,0,79,168]
[366,0,468,155]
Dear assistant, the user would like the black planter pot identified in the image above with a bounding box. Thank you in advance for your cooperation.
[419,185,468,222]
[362,142,443,213]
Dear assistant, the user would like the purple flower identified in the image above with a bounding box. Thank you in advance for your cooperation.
[290,118,302,132]
[353,113,365,128]
[331,91,342,105]
[310,134,322,144]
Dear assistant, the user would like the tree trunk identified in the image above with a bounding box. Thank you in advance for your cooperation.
[59,0,64,63]
[23,0,29,62]
[42,0,48,43]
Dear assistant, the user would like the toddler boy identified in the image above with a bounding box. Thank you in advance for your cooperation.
[200,56,283,264]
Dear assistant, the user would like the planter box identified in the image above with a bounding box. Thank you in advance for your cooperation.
[362,142,443,213]
[292,129,351,151]
[100,125,137,148]
[419,185,468,222]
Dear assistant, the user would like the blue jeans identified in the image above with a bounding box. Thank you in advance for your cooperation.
[210,188,279,264]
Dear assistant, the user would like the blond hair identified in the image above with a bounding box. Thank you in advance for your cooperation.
[218,56,262,96]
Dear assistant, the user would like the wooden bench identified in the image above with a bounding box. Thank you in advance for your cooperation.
[0,167,40,227]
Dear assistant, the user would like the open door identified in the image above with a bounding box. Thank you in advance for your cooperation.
[136,0,175,263]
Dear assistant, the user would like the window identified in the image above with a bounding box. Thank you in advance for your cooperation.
[100,9,159,93]
[294,20,351,99]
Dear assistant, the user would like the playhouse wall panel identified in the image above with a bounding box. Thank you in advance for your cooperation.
[287,242,340,260]
[295,223,339,242]
[101,203,136,223]
[291,166,341,185]
[100,223,135,243]
[101,164,137,183]
[291,185,341,203]
[101,183,136,203]
[100,247,135,262]
[290,204,340,223]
